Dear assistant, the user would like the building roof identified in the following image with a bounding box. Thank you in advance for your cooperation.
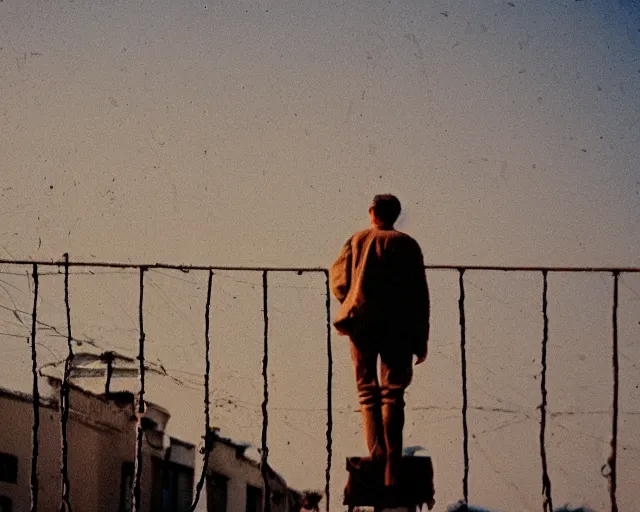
[0,385,55,407]
[45,375,170,415]
[170,436,196,449]
[211,430,289,488]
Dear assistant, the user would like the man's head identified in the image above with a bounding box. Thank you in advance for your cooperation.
[368,194,401,228]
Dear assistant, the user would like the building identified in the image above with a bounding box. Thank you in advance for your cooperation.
[55,351,306,512]
[1,351,304,512]
[0,379,195,512]
[205,431,302,512]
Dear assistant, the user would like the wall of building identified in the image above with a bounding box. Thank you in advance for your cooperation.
[205,438,295,512]
[0,383,302,512]
[0,391,60,512]
[207,441,262,512]
[0,385,194,512]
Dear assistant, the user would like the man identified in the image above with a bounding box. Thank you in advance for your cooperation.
[329,194,430,490]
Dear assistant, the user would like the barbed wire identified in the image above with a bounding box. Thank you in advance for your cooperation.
[29,264,39,512]
[1,257,637,512]
[60,254,73,512]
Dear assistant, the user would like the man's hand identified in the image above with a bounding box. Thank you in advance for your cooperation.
[415,352,427,365]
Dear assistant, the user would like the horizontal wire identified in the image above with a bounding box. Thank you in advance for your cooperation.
[1,258,639,273]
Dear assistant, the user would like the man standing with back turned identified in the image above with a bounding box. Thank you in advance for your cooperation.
[329,194,430,494]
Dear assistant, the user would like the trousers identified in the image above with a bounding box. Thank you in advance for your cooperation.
[349,336,413,486]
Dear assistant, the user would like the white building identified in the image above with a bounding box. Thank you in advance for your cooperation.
[0,379,195,512]
[205,431,301,512]
[1,351,303,512]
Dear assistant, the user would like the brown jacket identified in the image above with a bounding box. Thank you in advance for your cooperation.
[329,227,430,357]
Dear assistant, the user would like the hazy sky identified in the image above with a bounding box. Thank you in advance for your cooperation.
[1,1,639,511]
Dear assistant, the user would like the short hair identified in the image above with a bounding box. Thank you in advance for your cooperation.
[371,194,401,225]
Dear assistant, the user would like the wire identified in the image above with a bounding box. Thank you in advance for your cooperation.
[187,270,213,512]
[60,254,73,512]
[539,271,553,512]
[29,264,40,512]
[133,267,146,512]
[260,271,271,512]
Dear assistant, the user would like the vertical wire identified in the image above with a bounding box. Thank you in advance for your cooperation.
[539,271,553,512]
[458,269,469,504]
[188,270,214,512]
[133,267,146,512]
[60,253,73,512]
[607,271,619,512]
[324,271,333,512]
[261,270,271,512]
[30,263,40,512]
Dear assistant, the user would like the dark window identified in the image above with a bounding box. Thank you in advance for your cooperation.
[0,496,13,512]
[150,458,194,512]
[207,472,228,512]
[246,485,263,512]
[0,453,17,484]
[175,465,193,511]
[119,462,134,512]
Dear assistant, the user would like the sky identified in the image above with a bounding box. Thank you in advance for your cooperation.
[1,0,639,511]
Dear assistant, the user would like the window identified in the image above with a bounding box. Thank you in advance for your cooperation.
[0,496,12,512]
[119,462,134,512]
[0,453,17,484]
[150,458,194,512]
[207,472,228,512]
[246,485,263,512]
[175,466,193,511]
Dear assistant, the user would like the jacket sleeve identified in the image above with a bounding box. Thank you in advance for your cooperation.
[329,237,352,303]
[409,243,430,357]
